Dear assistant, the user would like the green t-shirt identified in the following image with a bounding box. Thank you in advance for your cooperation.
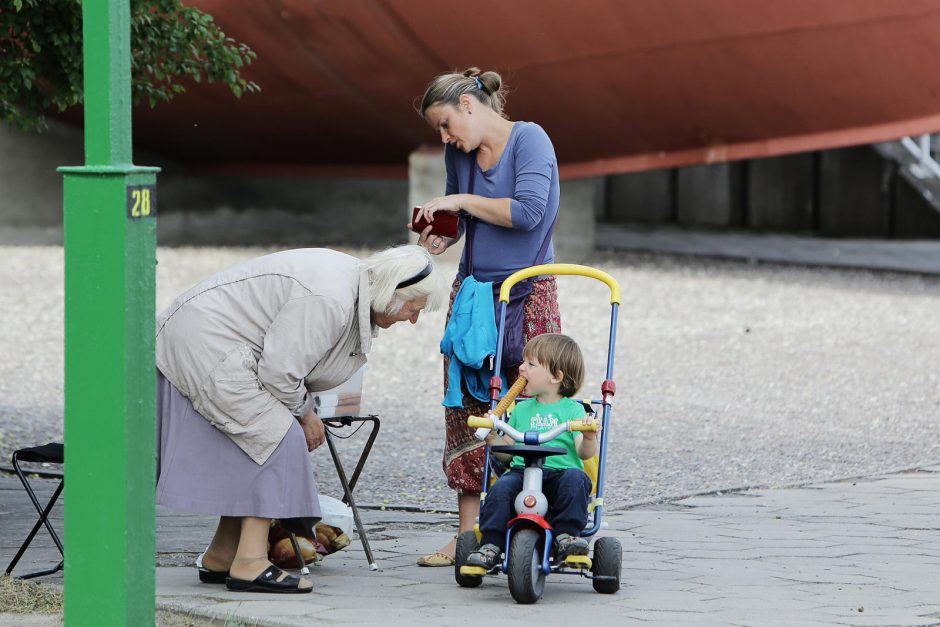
[506,397,586,471]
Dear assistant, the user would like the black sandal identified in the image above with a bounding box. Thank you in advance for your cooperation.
[196,551,228,584]
[198,566,229,584]
[225,564,312,594]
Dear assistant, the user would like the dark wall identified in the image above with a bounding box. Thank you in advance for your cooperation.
[0,120,409,246]
[747,154,815,232]
[818,147,893,237]
[604,146,940,240]
[157,176,409,246]
[7,120,940,245]
[606,169,674,223]
[676,163,745,228]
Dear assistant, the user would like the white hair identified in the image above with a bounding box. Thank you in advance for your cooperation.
[361,245,446,315]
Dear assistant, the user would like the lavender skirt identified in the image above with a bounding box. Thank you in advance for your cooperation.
[156,371,322,531]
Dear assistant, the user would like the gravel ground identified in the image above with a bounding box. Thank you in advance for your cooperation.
[2,245,939,513]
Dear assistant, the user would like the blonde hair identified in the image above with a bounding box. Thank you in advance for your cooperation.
[524,334,585,398]
[419,67,507,118]
[361,245,446,315]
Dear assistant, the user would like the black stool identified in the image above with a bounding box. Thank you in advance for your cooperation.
[5,443,64,579]
[286,415,381,573]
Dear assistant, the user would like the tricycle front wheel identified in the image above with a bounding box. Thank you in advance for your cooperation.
[507,528,545,604]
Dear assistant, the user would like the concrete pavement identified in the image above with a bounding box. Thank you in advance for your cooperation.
[4,464,940,625]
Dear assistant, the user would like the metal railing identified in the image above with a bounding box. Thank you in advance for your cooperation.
[900,134,940,179]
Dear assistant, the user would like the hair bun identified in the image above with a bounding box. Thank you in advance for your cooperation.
[419,67,508,118]
[479,71,502,95]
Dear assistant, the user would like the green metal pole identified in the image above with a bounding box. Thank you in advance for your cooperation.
[59,1,159,624]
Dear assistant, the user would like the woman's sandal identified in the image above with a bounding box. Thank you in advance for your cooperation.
[416,551,455,567]
[416,534,458,567]
[198,567,229,584]
[226,564,312,594]
[196,550,228,584]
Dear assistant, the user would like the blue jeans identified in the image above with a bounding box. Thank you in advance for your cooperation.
[479,467,592,549]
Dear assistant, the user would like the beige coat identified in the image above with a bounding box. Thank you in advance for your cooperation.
[156,249,373,465]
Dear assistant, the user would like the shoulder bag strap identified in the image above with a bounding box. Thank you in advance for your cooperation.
[465,150,557,277]
[464,155,478,276]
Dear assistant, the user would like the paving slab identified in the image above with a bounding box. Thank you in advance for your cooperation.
[5,464,940,624]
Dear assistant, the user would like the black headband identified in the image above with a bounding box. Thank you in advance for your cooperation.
[396,262,432,289]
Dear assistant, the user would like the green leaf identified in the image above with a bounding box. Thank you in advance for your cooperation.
[2,0,257,131]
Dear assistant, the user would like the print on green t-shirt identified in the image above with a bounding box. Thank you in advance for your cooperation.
[506,397,586,471]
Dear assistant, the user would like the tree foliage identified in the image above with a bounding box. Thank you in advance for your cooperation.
[0,0,259,130]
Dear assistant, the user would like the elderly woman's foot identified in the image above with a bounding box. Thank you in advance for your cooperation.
[229,557,313,591]
[197,548,234,583]
[200,549,233,573]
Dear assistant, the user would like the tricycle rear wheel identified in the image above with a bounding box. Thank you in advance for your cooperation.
[591,536,622,594]
[454,530,483,588]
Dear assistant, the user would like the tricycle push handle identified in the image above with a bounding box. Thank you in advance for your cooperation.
[498,264,621,305]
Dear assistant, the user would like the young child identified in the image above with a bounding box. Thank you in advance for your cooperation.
[465,333,600,570]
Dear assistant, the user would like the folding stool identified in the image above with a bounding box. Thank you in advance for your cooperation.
[5,442,64,579]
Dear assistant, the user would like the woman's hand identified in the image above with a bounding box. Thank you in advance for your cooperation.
[419,194,464,222]
[300,409,326,451]
[406,194,465,254]
[423,194,514,228]
[405,223,453,255]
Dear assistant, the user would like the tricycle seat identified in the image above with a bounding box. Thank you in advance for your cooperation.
[490,444,566,465]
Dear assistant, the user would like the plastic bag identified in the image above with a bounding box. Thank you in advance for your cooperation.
[318,494,353,537]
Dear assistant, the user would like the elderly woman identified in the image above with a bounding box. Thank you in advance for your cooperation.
[155,245,444,593]
[409,67,563,566]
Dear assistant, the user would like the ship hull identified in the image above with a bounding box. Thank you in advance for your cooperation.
[118,0,940,178]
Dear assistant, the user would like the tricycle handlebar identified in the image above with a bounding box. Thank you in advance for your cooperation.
[467,415,496,430]
[467,414,597,444]
[569,420,600,432]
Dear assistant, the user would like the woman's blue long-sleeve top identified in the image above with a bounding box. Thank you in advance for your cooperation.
[446,121,560,283]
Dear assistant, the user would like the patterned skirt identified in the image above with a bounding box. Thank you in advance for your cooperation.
[443,276,562,494]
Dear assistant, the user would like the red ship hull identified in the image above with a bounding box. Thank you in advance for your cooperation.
[122,0,940,179]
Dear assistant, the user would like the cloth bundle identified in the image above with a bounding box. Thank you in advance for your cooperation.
[268,520,352,566]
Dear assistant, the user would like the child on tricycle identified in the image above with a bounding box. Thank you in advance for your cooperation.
[465,333,600,570]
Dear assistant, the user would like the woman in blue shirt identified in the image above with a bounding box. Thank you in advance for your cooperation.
[410,67,563,566]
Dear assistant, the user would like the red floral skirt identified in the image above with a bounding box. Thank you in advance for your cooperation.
[442,276,562,494]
